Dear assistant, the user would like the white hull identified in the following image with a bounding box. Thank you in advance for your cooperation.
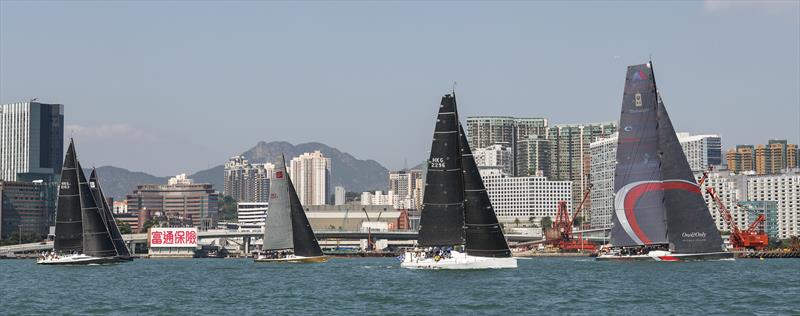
[596,250,734,261]
[37,253,119,265]
[253,254,327,263]
[401,249,517,269]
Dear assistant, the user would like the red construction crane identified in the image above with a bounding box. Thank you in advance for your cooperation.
[549,185,596,252]
[697,165,713,186]
[705,187,769,250]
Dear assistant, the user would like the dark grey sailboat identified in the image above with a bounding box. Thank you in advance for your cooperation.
[401,93,516,269]
[598,62,732,261]
[255,154,326,263]
[39,139,121,265]
[89,168,133,261]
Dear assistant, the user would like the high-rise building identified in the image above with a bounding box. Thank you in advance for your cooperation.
[223,156,274,203]
[548,122,617,212]
[466,116,548,176]
[126,176,219,229]
[334,186,346,206]
[729,140,798,175]
[516,135,550,177]
[289,151,331,206]
[0,101,64,182]
[388,169,423,209]
[0,181,49,238]
[589,132,726,228]
[473,144,513,175]
[479,168,572,226]
[726,145,756,173]
[746,170,799,239]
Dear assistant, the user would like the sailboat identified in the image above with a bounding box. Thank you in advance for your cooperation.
[38,139,122,265]
[89,168,133,261]
[254,154,327,263]
[597,62,733,261]
[400,92,517,269]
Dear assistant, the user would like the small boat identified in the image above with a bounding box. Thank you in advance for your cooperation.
[596,62,733,262]
[254,154,327,263]
[89,168,134,261]
[401,92,517,269]
[38,139,122,265]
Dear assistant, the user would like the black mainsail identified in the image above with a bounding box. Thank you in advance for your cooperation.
[418,93,465,247]
[460,125,512,257]
[610,62,724,254]
[53,141,84,252]
[263,155,323,257]
[76,160,117,258]
[90,168,131,257]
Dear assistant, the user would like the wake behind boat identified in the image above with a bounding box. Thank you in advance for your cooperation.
[597,62,733,262]
[400,92,517,269]
[38,139,125,265]
[254,155,327,264]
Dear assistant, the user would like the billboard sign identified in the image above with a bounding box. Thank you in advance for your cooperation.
[149,227,198,248]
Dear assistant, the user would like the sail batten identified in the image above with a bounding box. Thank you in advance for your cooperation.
[53,141,84,252]
[610,63,724,253]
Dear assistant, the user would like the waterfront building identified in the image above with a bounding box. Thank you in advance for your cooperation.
[479,168,572,226]
[728,140,798,175]
[0,181,49,238]
[516,134,550,177]
[548,121,617,213]
[726,145,756,173]
[237,202,268,229]
[289,151,331,206]
[738,201,779,241]
[224,156,275,203]
[746,170,799,239]
[361,190,394,206]
[334,186,346,206]
[302,205,407,231]
[126,175,219,229]
[0,101,64,182]
[473,144,513,175]
[388,169,423,209]
[589,132,726,228]
[112,200,128,214]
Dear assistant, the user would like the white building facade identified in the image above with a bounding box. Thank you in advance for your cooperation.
[746,171,799,239]
[474,145,513,176]
[289,151,331,206]
[237,202,268,229]
[479,169,572,225]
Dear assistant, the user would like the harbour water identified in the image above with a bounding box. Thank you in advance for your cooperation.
[1,258,798,315]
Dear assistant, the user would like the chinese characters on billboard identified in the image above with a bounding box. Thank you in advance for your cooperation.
[149,227,198,248]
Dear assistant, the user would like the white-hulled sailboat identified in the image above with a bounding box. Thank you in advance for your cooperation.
[401,92,517,269]
[38,139,122,265]
[254,154,327,263]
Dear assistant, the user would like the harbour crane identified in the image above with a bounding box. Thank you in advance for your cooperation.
[705,187,769,250]
[550,184,596,252]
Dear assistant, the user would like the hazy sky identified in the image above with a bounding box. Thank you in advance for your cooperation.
[1,1,798,176]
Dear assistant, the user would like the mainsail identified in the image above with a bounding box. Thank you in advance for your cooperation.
[611,62,724,253]
[418,94,466,247]
[460,125,512,257]
[76,160,117,258]
[90,168,131,257]
[53,141,84,252]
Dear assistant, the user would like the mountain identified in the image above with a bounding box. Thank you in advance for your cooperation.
[88,141,389,199]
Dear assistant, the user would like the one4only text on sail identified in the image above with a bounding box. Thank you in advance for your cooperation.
[596,62,733,262]
[400,92,517,269]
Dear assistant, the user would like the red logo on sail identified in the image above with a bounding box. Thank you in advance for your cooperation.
[615,180,701,244]
[275,171,283,179]
[632,70,648,81]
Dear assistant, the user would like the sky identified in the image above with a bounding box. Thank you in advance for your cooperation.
[1,0,798,176]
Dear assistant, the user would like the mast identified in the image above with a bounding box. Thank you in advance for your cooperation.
[263,155,295,251]
[418,93,465,247]
[90,168,131,257]
[53,140,84,252]
[460,124,512,257]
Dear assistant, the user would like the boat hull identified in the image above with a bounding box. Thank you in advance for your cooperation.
[401,250,517,269]
[596,250,734,261]
[37,254,121,265]
[253,255,328,263]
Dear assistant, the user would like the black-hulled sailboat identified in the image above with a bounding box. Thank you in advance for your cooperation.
[38,139,122,265]
[254,154,326,263]
[597,62,732,261]
[401,93,517,269]
[89,168,133,261]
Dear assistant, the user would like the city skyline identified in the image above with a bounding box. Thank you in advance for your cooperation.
[1,1,798,176]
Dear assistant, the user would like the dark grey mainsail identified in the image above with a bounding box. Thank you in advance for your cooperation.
[76,160,117,258]
[263,155,295,251]
[460,125,512,257]
[53,140,84,252]
[90,168,131,257]
[418,93,465,247]
[263,155,323,257]
[611,62,724,253]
